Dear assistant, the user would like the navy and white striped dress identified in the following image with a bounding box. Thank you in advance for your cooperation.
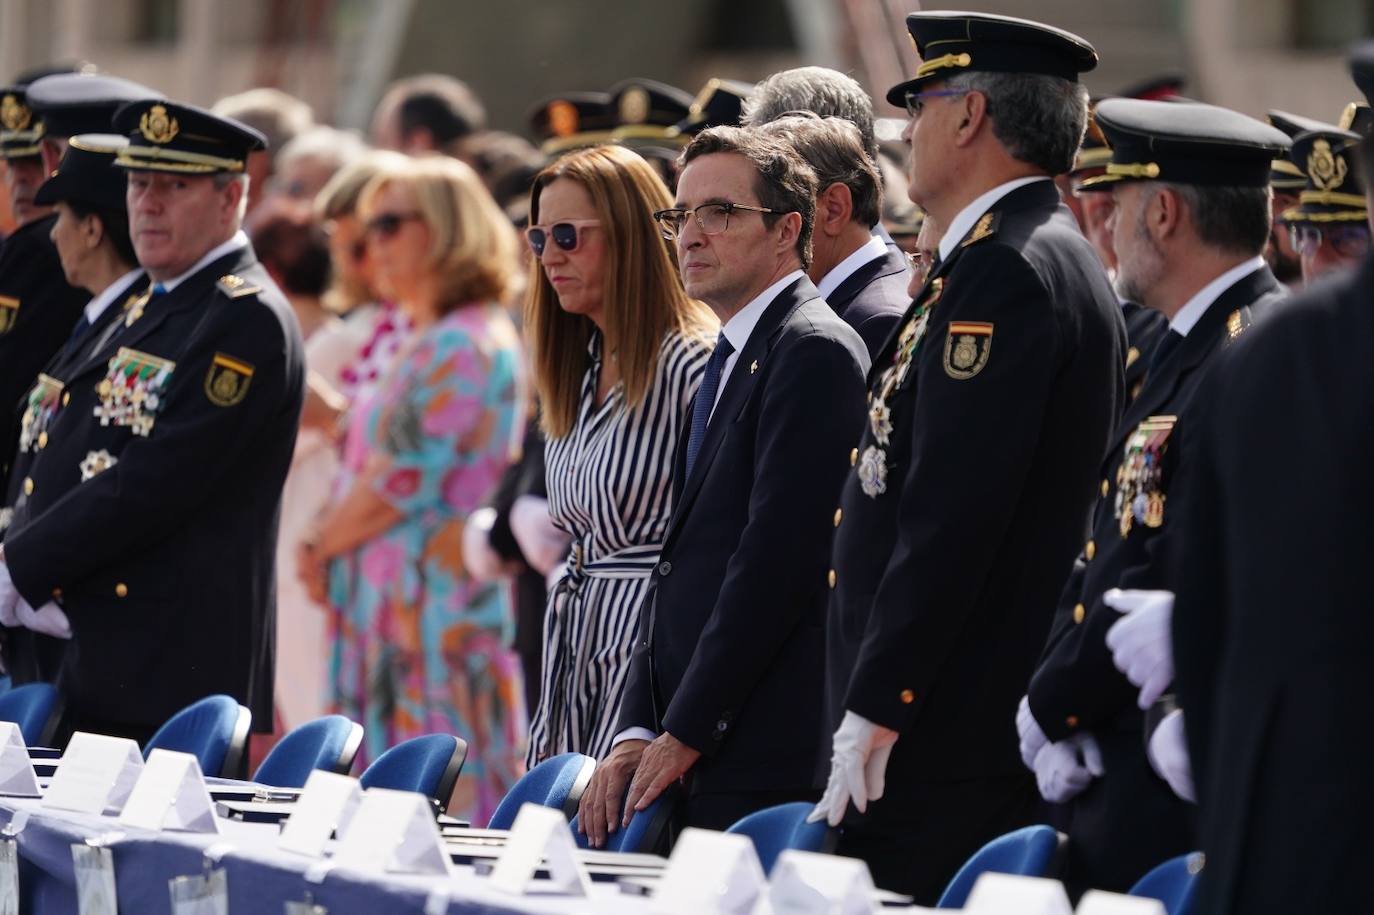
[527,329,710,763]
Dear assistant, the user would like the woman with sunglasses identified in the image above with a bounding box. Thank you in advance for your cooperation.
[523,144,716,765]
[298,154,527,824]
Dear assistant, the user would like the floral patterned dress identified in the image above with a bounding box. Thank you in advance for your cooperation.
[326,303,527,825]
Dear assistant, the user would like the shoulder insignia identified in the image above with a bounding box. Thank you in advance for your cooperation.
[1125,346,1141,369]
[960,212,1000,247]
[1225,309,1245,341]
[205,352,254,407]
[0,295,18,334]
[943,321,994,379]
[217,274,261,299]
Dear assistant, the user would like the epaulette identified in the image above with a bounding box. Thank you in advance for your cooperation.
[960,211,1001,247]
[1224,307,1252,344]
[217,274,261,299]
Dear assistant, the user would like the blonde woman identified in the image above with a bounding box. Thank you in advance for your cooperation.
[524,145,716,764]
[298,155,526,823]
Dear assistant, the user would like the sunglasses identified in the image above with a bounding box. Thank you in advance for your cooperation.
[525,219,600,257]
[364,211,423,240]
[1288,222,1371,259]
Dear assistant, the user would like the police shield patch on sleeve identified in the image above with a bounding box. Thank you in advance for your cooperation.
[943,322,993,379]
[204,353,254,406]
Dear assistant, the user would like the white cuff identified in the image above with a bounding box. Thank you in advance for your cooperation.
[611,727,656,749]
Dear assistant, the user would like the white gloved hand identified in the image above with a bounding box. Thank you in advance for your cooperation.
[808,711,900,826]
[1104,588,1176,709]
[0,557,18,627]
[510,495,571,576]
[461,507,508,583]
[14,599,71,640]
[1033,734,1105,803]
[1017,694,1049,771]
[1147,709,1195,803]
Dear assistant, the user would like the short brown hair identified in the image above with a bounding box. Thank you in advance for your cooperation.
[358,154,519,312]
[680,126,818,269]
[757,115,882,227]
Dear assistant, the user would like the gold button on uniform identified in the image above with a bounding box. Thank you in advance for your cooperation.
[1101,479,1109,497]
[22,478,33,496]
[833,508,842,527]
[1085,540,1096,561]
[1073,603,1086,624]
[828,569,837,589]
[114,583,128,598]
[1066,715,1079,729]
[900,689,915,705]
[850,447,858,466]
[37,432,47,449]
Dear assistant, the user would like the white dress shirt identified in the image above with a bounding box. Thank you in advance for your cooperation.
[937,176,1051,264]
[1169,256,1267,337]
[816,235,889,301]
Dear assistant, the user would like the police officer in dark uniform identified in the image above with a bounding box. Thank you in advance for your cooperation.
[812,12,1125,904]
[1019,98,1290,896]
[1280,122,1369,283]
[0,99,304,746]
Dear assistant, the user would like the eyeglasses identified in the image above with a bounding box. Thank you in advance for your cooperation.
[525,219,601,257]
[364,211,423,240]
[1288,223,1371,259]
[903,88,970,118]
[652,202,781,241]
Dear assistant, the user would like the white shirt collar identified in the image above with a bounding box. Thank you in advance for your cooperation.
[155,230,250,293]
[720,269,806,353]
[871,222,898,248]
[1169,256,1267,337]
[817,234,889,299]
[937,176,1051,263]
[84,269,145,324]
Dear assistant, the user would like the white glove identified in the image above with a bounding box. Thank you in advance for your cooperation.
[1017,695,1049,771]
[1104,588,1176,709]
[0,558,18,627]
[14,598,71,640]
[1147,709,1195,803]
[1033,734,1105,804]
[460,507,508,583]
[808,711,899,826]
[510,495,571,576]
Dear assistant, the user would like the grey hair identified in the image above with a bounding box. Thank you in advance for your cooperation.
[213,172,251,223]
[743,66,878,161]
[1156,182,1272,256]
[942,71,1089,176]
[276,125,367,173]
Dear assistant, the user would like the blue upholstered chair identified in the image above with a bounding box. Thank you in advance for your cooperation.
[1129,853,1203,915]
[570,782,678,854]
[359,734,467,808]
[0,683,60,745]
[936,825,1068,909]
[724,802,834,874]
[487,752,595,830]
[252,715,364,788]
[0,676,13,696]
[143,695,251,778]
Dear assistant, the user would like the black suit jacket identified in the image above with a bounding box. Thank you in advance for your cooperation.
[826,180,1125,800]
[3,244,304,731]
[826,248,910,360]
[617,275,869,795]
[1027,264,1282,893]
[1167,256,1374,915]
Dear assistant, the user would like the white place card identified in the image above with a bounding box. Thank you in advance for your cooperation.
[0,725,38,798]
[119,750,219,834]
[767,849,877,914]
[963,872,1073,915]
[486,803,591,897]
[278,771,363,858]
[1075,890,1168,915]
[44,733,143,815]
[330,788,450,876]
[652,827,765,915]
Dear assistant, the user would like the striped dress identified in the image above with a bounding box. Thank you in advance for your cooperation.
[527,329,710,763]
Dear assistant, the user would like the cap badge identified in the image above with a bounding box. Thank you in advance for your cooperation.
[1308,139,1347,191]
[620,87,650,125]
[0,95,30,131]
[139,104,180,145]
[547,100,579,138]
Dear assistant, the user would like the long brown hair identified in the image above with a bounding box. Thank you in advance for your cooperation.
[524,145,716,438]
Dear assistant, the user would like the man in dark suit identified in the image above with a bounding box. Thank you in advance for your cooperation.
[576,125,869,845]
[0,99,304,746]
[759,115,907,358]
[1020,98,1290,896]
[813,13,1125,904]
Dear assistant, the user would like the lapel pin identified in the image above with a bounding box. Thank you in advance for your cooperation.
[750,360,758,374]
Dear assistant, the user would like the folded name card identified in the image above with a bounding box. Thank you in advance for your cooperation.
[486,803,591,897]
[769,849,876,914]
[331,788,449,876]
[1075,890,1168,915]
[963,872,1073,915]
[278,771,362,858]
[0,725,39,798]
[118,749,219,833]
[652,827,765,915]
[43,733,143,815]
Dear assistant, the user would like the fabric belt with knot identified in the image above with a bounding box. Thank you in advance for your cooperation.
[556,542,663,593]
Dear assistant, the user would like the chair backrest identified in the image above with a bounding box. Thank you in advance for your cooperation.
[1129,853,1203,915]
[143,695,251,778]
[359,734,468,809]
[0,683,60,745]
[487,753,595,830]
[252,715,364,788]
[937,825,1068,909]
[724,802,835,875]
[570,782,678,854]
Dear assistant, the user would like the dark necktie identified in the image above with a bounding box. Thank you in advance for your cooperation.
[684,333,735,480]
[1145,329,1184,380]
